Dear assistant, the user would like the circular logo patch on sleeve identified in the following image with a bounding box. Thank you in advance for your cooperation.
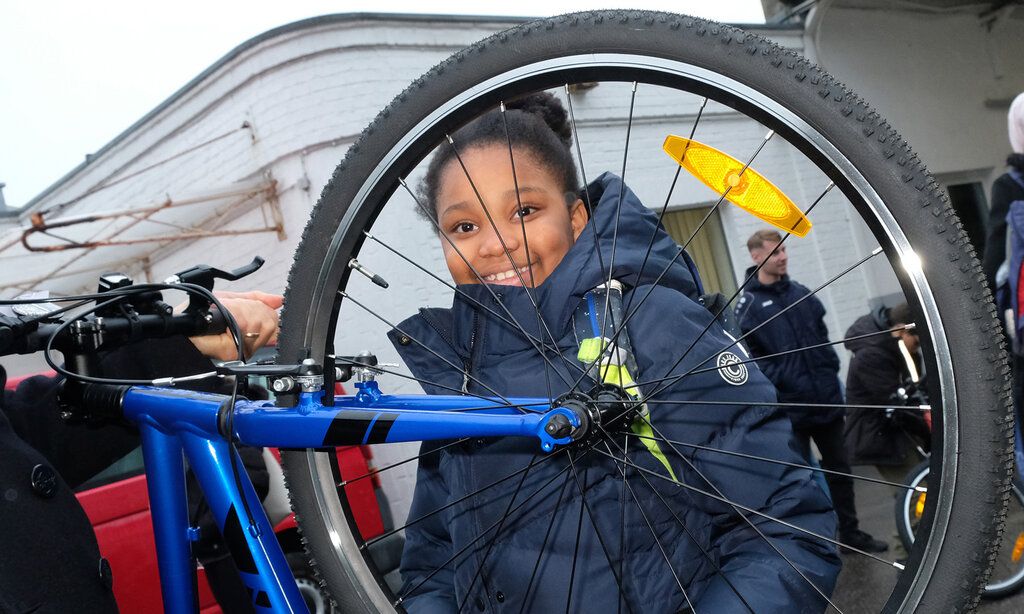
[716,351,748,386]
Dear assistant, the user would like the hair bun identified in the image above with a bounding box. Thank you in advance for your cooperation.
[506,92,572,150]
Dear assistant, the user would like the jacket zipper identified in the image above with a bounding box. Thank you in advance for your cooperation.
[462,309,480,394]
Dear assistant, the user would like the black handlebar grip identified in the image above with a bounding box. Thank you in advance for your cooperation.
[82,383,131,418]
[59,381,131,423]
[205,307,227,335]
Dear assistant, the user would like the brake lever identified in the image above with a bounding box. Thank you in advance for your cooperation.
[164,256,266,312]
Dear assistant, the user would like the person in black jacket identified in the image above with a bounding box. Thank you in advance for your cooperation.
[0,291,280,613]
[735,228,887,554]
[982,92,1024,295]
[843,302,928,483]
[982,92,1024,418]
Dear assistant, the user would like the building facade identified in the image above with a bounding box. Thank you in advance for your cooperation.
[2,4,1021,521]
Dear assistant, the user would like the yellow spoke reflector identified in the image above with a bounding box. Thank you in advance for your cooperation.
[914,492,926,520]
[663,135,812,237]
[1012,533,1024,563]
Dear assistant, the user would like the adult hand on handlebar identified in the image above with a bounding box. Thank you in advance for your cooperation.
[186,291,282,361]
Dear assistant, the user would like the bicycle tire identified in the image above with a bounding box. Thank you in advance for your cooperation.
[277,10,1013,613]
[897,462,1024,600]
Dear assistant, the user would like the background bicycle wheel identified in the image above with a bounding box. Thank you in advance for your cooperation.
[278,11,1012,613]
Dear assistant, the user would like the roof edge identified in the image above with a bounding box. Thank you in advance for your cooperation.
[20,11,790,213]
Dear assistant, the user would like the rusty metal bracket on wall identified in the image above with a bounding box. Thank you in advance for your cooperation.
[19,180,285,252]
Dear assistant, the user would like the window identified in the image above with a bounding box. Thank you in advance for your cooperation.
[76,446,145,491]
[660,206,737,296]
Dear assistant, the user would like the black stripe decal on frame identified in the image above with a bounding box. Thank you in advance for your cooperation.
[364,412,399,444]
[322,410,378,445]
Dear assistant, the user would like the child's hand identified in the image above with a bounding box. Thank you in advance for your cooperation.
[186,291,283,361]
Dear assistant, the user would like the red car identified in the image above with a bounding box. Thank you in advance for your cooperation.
[6,373,396,613]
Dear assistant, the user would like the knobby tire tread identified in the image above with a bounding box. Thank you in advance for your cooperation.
[278,10,1013,613]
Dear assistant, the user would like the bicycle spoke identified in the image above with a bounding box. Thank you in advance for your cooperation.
[565,453,587,614]
[362,442,572,550]
[340,291,521,405]
[564,83,615,389]
[398,178,584,386]
[621,432,926,493]
[600,432,756,613]
[501,101,555,405]
[579,181,834,398]
[517,470,573,614]
[640,246,884,404]
[592,445,848,612]
[612,442,697,613]
[457,455,540,613]
[595,440,903,572]
[640,398,930,412]
[565,84,610,280]
[396,455,576,606]
[565,448,632,612]
[642,324,916,385]
[570,130,779,394]
[629,415,847,611]
[334,359,544,412]
[617,436,629,614]
[364,230,553,351]
[338,438,470,487]
[624,96,708,317]
[599,82,639,339]
[362,412,640,552]
[445,135,583,381]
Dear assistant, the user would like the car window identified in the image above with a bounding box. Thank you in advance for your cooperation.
[77,446,145,491]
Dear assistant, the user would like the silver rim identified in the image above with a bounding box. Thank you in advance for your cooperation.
[293,53,960,613]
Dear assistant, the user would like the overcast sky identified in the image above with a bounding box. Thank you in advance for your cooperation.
[0,1,765,208]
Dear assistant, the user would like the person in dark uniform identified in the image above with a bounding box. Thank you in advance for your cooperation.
[843,302,928,487]
[982,92,1024,420]
[0,291,280,613]
[735,229,888,554]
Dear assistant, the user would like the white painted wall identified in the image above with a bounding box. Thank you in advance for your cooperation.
[806,0,1024,192]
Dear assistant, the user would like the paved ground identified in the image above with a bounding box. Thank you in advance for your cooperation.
[828,465,1024,613]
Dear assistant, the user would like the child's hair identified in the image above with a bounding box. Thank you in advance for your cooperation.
[417,91,580,222]
[746,228,784,252]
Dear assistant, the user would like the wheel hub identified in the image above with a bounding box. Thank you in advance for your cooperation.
[549,386,638,445]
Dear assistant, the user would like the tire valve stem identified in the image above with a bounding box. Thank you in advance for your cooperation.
[349,259,389,289]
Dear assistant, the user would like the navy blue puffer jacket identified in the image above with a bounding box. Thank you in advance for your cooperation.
[734,270,844,428]
[388,173,841,613]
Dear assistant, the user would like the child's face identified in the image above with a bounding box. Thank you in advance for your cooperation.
[435,144,587,288]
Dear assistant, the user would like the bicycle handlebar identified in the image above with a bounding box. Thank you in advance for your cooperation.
[0,257,265,360]
[0,306,227,358]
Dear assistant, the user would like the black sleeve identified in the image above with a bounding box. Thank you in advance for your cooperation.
[982,176,1014,293]
[3,336,214,488]
[844,346,901,407]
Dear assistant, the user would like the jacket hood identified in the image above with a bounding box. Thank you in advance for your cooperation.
[443,172,702,357]
[1009,153,1024,172]
[844,305,892,353]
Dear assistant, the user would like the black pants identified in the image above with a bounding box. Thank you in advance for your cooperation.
[202,553,256,613]
[794,416,859,535]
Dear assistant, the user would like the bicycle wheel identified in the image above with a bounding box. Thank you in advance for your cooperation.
[898,463,1024,599]
[895,461,929,556]
[278,10,1012,613]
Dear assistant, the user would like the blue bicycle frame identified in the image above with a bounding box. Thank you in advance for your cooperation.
[124,380,571,613]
